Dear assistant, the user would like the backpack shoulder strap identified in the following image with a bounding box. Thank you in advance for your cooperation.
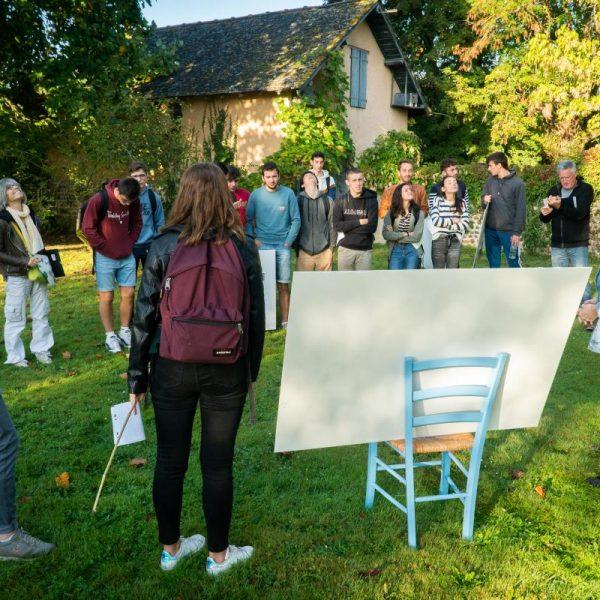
[147,188,158,230]
[98,187,109,221]
[321,195,330,218]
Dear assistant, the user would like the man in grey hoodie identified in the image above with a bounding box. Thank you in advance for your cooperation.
[482,152,526,268]
[296,172,334,271]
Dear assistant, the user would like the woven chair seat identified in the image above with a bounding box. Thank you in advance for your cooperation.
[389,433,474,454]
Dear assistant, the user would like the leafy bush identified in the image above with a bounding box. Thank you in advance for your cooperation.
[265,50,354,189]
[358,130,422,192]
[43,94,195,231]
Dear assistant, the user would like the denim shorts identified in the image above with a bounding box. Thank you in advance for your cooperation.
[259,242,291,283]
[95,252,136,291]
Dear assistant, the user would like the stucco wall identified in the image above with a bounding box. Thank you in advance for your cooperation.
[182,94,292,169]
[344,21,408,156]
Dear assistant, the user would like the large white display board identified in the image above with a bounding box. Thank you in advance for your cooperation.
[258,249,277,331]
[275,267,590,452]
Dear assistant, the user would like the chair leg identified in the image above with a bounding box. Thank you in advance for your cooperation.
[462,450,484,541]
[365,442,377,509]
[405,452,417,548]
[439,452,450,495]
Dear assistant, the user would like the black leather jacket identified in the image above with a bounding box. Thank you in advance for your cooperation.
[127,225,265,394]
[0,208,42,279]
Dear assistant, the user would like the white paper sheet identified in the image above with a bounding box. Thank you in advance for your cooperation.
[259,249,277,330]
[275,267,591,452]
[111,402,146,447]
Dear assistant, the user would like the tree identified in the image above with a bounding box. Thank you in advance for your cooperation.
[0,1,174,182]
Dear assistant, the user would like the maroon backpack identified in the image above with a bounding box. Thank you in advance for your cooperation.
[159,238,250,364]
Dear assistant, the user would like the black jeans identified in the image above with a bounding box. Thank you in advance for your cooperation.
[150,355,247,551]
[133,244,150,273]
[432,234,461,269]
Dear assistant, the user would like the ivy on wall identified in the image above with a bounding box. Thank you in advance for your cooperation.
[263,49,355,188]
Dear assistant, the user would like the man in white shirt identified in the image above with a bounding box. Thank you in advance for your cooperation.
[309,151,336,199]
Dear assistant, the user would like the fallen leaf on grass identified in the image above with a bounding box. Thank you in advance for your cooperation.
[119,373,128,380]
[95,354,103,360]
[510,469,525,479]
[62,351,72,360]
[55,472,70,489]
[358,569,382,579]
[18,495,32,504]
[129,458,147,468]
[67,370,77,377]
[534,485,546,498]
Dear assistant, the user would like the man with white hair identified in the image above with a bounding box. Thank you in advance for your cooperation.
[540,159,595,301]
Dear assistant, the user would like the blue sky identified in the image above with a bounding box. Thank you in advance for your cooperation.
[144,0,323,27]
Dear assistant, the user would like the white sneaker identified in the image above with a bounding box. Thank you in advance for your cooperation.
[34,351,53,365]
[105,333,122,354]
[12,359,29,368]
[118,327,132,349]
[205,545,254,576]
[160,534,206,572]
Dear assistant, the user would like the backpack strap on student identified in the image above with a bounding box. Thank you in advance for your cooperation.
[147,188,158,230]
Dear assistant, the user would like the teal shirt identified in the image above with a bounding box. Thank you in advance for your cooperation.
[245,185,301,246]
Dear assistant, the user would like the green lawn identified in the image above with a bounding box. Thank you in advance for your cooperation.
[0,243,598,599]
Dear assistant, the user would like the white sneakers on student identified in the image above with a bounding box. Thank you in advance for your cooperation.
[160,534,206,572]
[34,351,53,365]
[105,332,122,354]
[205,545,254,576]
[117,327,131,349]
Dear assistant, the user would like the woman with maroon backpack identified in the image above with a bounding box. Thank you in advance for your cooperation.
[127,163,265,575]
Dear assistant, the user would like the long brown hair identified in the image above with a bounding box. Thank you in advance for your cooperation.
[441,175,464,214]
[390,183,417,219]
[165,163,245,245]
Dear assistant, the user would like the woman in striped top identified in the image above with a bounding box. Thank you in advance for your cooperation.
[429,175,470,269]
[382,183,424,270]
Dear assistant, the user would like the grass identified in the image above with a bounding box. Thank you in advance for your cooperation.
[0,242,598,599]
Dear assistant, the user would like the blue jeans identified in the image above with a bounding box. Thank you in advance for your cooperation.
[485,229,520,268]
[551,246,592,302]
[388,244,420,270]
[0,390,19,534]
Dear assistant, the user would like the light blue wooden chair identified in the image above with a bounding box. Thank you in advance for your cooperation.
[365,353,509,548]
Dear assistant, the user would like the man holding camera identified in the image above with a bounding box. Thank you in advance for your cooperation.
[540,159,595,302]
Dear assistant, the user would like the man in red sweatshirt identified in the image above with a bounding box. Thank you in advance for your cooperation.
[82,178,142,353]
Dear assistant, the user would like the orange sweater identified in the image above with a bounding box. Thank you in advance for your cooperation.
[378,183,428,219]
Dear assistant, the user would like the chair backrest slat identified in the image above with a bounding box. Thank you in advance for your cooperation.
[404,353,510,451]
[413,412,482,428]
[413,357,498,372]
[413,385,489,402]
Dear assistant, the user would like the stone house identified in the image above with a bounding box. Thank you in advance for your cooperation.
[147,0,426,169]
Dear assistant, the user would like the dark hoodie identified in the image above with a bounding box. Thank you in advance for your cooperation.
[539,177,594,248]
[332,189,378,251]
[82,179,142,259]
[296,190,334,255]
[481,170,526,235]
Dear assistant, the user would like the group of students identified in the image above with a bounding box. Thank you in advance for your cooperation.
[221,151,529,329]
[0,150,597,569]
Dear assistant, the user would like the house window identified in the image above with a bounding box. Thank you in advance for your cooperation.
[350,47,368,108]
